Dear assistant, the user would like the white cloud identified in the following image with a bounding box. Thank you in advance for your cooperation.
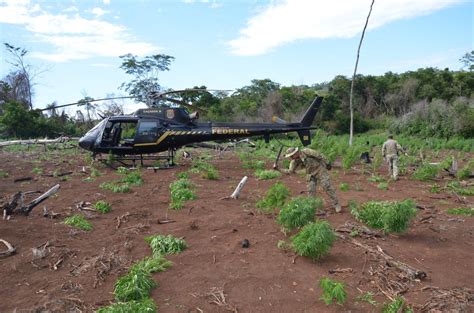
[91,7,108,17]
[183,0,222,8]
[103,0,111,5]
[228,0,463,56]
[0,0,159,62]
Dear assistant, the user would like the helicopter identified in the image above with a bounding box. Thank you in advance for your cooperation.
[40,89,323,165]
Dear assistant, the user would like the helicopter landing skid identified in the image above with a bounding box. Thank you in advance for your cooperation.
[97,149,176,169]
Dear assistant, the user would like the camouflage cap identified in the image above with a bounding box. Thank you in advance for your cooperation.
[284,147,299,158]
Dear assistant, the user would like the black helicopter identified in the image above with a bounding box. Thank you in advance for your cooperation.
[41,90,323,164]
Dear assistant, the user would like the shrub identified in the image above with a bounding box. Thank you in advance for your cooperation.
[291,221,336,260]
[114,269,156,302]
[411,164,439,181]
[94,200,112,213]
[63,215,93,231]
[276,197,322,232]
[352,200,417,233]
[255,169,281,180]
[145,235,187,256]
[169,178,196,209]
[256,182,290,213]
[319,277,347,305]
[96,298,156,313]
[339,183,349,191]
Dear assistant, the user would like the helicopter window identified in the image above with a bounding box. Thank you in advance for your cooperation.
[138,121,158,137]
[101,121,137,147]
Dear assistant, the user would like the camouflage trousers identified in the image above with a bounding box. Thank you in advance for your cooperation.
[386,154,399,180]
[308,171,339,207]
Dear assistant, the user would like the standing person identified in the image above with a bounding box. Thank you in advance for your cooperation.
[278,147,342,213]
[382,135,405,181]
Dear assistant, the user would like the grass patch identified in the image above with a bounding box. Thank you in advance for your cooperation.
[63,215,93,231]
[94,200,112,214]
[99,170,143,193]
[291,221,336,260]
[96,298,157,313]
[255,169,281,180]
[0,169,8,178]
[319,277,347,305]
[176,171,189,179]
[339,183,349,191]
[145,235,187,256]
[256,182,290,213]
[130,255,172,274]
[31,167,43,174]
[377,182,389,190]
[351,199,417,233]
[276,197,322,232]
[169,178,197,209]
[191,160,219,180]
[447,207,474,216]
[100,182,131,193]
[447,181,474,196]
[82,177,95,183]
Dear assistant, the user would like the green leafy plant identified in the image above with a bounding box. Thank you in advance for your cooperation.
[94,200,112,213]
[96,298,157,313]
[63,215,93,231]
[356,292,377,305]
[190,160,219,180]
[291,221,336,260]
[114,269,156,302]
[319,277,347,305]
[446,181,474,196]
[277,240,291,251]
[255,169,281,180]
[382,296,413,313]
[339,183,349,191]
[351,199,417,233]
[429,184,441,193]
[368,175,385,183]
[130,255,172,274]
[176,171,189,179]
[145,235,187,256]
[82,177,95,183]
[169,178,197,209]
[411,163,439,181]
[276,197,322,232]
[100,181,131,193]
[91,167,102,177]
[0,170,9,178]
[31,167,43,174]
[256,182,290,213]
[447,207,474,216]
[377,182,389,190]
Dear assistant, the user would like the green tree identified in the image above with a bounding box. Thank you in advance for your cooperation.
[119,53,175,106]
[460,51,474,71]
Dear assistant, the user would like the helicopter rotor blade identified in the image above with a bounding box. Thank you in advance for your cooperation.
[149,88,232,99]
[160,96,209,113]
[38,95,137,112]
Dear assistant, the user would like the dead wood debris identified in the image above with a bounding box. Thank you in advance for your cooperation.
[328,267,353,274]
[115,211,150,229]
[2,184,60,218]
[367,262,413,301]
[336,221,382,238]
[420,286,473,312]
[0,239,16,257]
[206,287,238,312]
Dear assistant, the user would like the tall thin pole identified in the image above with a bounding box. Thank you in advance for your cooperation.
[349,0,375,146]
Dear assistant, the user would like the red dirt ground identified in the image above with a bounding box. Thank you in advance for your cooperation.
[0,147,473,312]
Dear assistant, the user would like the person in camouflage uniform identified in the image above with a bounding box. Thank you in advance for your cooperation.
[279,147,341,213]
[382,135,405,181]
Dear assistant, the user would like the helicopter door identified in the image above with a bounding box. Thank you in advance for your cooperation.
[101,121,137,148]
[135,121,159,145]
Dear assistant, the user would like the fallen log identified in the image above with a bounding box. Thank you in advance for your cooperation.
[0,239,16,257]
[337,233,427,280]
[14,177,33,183]
[0,136,72,147]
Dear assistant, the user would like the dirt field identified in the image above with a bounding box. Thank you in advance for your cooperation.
[0,147,473,312]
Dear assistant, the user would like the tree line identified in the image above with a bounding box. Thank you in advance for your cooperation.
[1,45,473,139]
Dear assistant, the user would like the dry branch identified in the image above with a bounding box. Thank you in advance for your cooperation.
[337,233,426,280]
[2,184,60,218]
[0,136,72,147]
[221,176,248,200]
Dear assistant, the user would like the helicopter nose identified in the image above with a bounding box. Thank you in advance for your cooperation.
[78,136,95,151]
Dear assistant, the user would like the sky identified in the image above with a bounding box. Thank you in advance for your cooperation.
[0,0,472,114]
